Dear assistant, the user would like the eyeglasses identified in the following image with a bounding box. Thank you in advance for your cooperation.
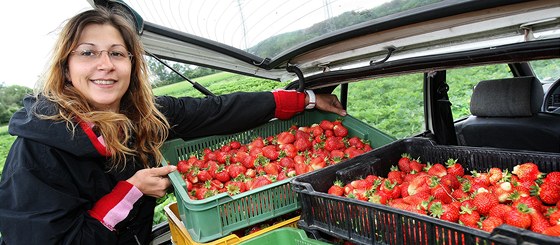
[70,49,133,62]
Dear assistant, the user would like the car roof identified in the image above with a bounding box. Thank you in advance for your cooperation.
[89,0,560,88]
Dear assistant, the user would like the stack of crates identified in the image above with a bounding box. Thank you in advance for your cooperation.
[161,110,395,244]
[292,137,560,245]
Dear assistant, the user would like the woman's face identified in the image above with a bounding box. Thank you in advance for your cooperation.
[67,24,132,112]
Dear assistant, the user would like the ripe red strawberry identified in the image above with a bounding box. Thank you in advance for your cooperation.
[262,145,279,160]
[440,174,460,190]
[387,166,404,184]
[309,156,327,170]
[197,169,213,182]
[542,224,560,236]
[529,209,551,233]
[176,160,190,174]
[481,216,503,233]
[488,204,513,221]
[512,162,543,182]
[348,136,365,149]
[445,158,464,177]
[319,120,334,130]
[533,182,560,205]
[513,196,544,214]
[227,164,247,179]
[459,205,480,228]
[249,175,273,190]
[430,202,460,222]
[276,131,295,145]
[409,158,424,173]
[549,210,560,226]
[344,146,364,159]
[429,177,453,204]
[214,166,230,183]
[426,163,447,177]
[504,203,532,229]
[249,137,265,149]
[407,173,430,196]
[309,124,324,137]
[472,192,499,215]
[544,171,560,185]
[398,153,412,173]
[294,137,312,152]
[262,162,280,175]
[333,124,348,137]
[294,162,311,175]
[327,180,345,196]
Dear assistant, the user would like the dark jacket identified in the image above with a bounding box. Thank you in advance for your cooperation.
[0,92,275,245]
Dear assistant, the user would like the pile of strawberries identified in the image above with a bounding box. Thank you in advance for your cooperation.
[175,119,372,200]
[326,154,560,237]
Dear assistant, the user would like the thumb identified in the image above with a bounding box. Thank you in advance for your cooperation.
[153,165,177,177]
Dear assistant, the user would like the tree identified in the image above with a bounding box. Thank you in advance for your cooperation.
[0,84,32,124]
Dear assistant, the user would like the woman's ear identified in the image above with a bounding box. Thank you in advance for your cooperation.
[64,68,71,82]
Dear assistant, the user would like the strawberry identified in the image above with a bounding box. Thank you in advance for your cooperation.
[387,166,404,184]
[533,182,560,205]
[407,173,430,196]
[426,163,447,177]
[214,165,231,183]
[409,158,424,173]
[294,137,312,152]
[333,124,348,137]
[397,153,412,173]
[227,164,247,179]
[487,168,503,185]
[542,224,560,236]
[529,209,551,233]
[429,177,453,204]
[488,204,513,221]
[276,131,295,145]
[549,210,560,226]
[481,216,503,233]
[512,162,543,182]
[319,120,334,130]
[440,174,460,190]
[472,192,499,215]
[309,156,327,170]
[544,171,560,185]
[176,159,190,174]
[459,205,480,228]
[262,145,279,160]
[513,196,544,214]
[262,162,280,175]
[491,181,513,203]
[249,175,273,190]
[309,124,324,137]
[445,158,464,177]
[327,180,345,196]
[430,202,460,222]
[504,203,532,229]
[294,162,311,176]
[348,136,365,149]
[344,146,364,159]
[197,169,212,182]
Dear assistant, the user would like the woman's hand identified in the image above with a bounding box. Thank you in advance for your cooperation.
[127,165,177,198]
[314,93,347,116]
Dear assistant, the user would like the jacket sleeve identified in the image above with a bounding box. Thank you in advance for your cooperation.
[156,90,305,140]
[0,138,120,245]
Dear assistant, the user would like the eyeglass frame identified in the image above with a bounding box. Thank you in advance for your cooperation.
[70,49,134,62]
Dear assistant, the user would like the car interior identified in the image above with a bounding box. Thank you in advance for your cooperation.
[455,76,560,153]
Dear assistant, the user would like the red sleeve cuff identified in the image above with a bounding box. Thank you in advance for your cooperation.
[88,181,143,231]
[272,90,306,120]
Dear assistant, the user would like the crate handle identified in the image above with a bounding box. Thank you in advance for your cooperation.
[291,181,315,193]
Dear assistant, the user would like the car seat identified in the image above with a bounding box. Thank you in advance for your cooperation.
[455,76,560,153]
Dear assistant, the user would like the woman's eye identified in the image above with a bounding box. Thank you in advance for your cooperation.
[80,50,96,56]
[110,51,126,57]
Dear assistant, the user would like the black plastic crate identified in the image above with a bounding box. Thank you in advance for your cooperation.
[291,137,560,245]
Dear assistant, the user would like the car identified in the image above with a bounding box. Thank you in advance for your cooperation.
[85,0,560,244]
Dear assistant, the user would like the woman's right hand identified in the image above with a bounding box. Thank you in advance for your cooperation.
[126,165,177,198]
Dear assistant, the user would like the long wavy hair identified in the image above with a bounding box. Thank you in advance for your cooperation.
[35,6,169,170]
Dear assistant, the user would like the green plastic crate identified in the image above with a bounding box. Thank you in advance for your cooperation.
[161,110,395,243]
[237,228,330,245]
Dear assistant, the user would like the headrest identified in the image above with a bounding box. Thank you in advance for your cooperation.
[470,76,543,117]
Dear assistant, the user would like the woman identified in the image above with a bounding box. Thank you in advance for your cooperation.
[0,6,345,245]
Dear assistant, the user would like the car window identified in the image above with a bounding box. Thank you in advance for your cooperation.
[447,64,512,120]
[530,58,560,84]
[339,73,424,139]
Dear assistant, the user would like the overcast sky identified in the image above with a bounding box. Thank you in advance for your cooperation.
[0,1,92,89]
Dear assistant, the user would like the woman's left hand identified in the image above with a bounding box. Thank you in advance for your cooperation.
[314,93,347,116]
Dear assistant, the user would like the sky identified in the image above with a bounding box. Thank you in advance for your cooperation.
[0,1,92,89]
